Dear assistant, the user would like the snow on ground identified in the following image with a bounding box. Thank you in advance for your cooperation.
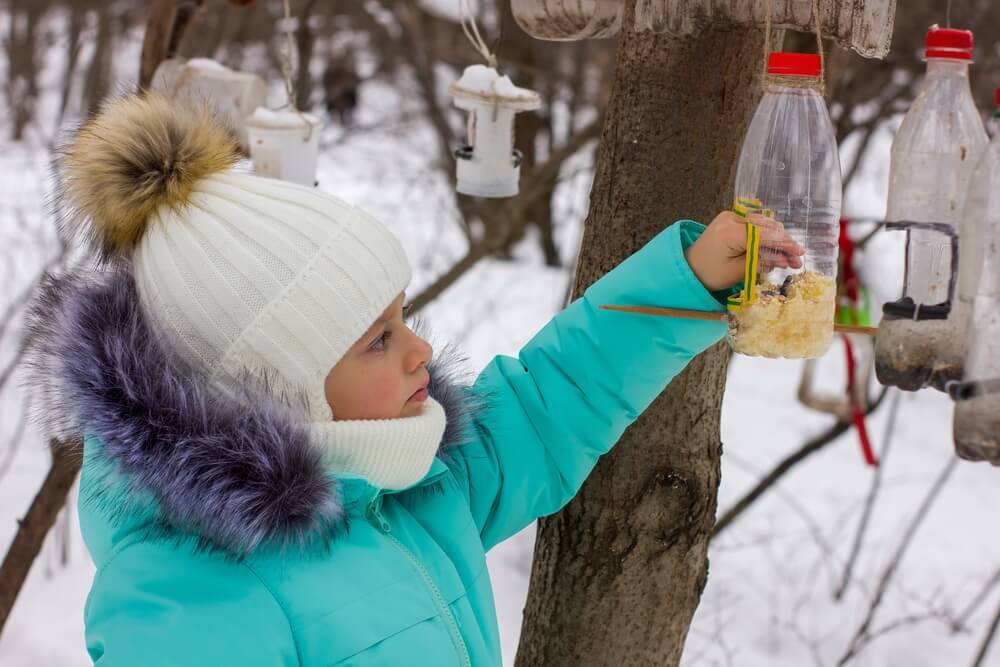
[1,25,998,667]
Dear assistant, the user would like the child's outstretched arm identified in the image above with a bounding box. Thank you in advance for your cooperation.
[445,213,786,550]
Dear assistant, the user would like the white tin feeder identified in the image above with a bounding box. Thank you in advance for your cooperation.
[449,65,541,198]
[244,107,323,187]
[151,58,266,152]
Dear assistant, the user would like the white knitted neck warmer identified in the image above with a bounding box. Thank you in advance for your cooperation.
[309,397,447,490]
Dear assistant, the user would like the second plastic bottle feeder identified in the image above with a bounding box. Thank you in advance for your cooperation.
[874,27,989,391]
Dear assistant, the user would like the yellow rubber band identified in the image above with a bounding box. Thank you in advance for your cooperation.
[728,197,762,313]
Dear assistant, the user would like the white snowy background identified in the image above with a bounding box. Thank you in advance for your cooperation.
[0,9,998,667]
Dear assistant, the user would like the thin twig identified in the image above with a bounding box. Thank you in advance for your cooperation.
[971,596,1000,667]
[834,388,902,600]
[836,457,959,666]
[953,567,1000,633]
[0,403,29,485]
[0,438,83,636]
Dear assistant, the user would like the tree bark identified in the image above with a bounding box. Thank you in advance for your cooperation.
[138,0,204,91]
[514,3,768,665]
[83,7,114,117]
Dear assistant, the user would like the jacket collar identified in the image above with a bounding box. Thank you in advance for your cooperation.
[25,264,478,558]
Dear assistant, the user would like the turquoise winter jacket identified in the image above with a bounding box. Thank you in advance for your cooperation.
[36,221,727,666]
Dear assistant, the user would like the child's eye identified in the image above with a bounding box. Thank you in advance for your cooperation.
[369,330,392,351]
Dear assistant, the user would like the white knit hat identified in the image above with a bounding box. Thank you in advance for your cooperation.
[134,171,410,421]
[60,95,416,421]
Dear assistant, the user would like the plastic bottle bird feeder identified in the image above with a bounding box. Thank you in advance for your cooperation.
[450,65,541,198]
[874,27,989,392]
[948,88,1000,466]
[245,107,323,187]
[150,58,266,152]
[726,52,842,359]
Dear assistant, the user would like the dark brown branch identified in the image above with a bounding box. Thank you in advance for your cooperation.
[0,439,83,637]
[712,386,888,540]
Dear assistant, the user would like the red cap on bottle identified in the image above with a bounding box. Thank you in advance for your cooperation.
[925,27,974,60]
[767,52,822,78]
[995,86,1000,109]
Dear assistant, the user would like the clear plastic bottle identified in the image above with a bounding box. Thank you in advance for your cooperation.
[875,27,989,391]
[951,89,1000,465]
[728,52,842,359]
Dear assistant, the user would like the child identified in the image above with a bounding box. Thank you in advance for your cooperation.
[28,94,801,666]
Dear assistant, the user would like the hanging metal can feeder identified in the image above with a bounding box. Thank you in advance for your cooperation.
[244,107,323,187]
[450,65,541,198]
[874,27,989,391]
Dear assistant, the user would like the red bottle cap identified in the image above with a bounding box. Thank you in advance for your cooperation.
[925,27,974,60]
[995,86,1000,109]
[767,52,822,78]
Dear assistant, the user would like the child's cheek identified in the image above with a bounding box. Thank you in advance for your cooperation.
[356,371,402,418]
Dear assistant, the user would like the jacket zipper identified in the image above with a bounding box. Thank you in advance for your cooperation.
[366,493,472,667]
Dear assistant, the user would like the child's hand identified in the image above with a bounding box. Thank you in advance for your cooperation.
[683,211,805,292]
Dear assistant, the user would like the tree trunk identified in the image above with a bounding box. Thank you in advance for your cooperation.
[514,3,769,665]
[83,7,114,117]
[294,0,319,111]
[7,0,46,140]
[138,0,204,91]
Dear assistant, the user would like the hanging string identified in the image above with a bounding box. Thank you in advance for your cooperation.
[762,0,826,92]
[278,0,314,141]
[459,0,498,69]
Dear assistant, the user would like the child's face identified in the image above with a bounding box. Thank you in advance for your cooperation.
[324,293,433,420]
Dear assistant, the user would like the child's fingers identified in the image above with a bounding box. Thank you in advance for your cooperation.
[747,213,806,259]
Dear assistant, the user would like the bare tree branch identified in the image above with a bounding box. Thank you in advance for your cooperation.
[836,457,960,666]
[0,402,29,486]
[953,567,1000,633]
[712,386,889,540]
[0,438,83,637]
[407,117,602,313]
[971,596,1000,667]
[834,389,902,600]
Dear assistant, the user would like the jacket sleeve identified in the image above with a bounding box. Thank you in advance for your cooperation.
[444,220,730,550]
[85,540,299,666]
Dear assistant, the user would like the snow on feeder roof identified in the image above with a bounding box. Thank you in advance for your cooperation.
[450,65,541,198]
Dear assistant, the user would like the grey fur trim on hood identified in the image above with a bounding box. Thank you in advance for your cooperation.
[22,263,479,558]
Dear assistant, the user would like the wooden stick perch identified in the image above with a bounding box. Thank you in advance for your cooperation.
[599,304,879,336]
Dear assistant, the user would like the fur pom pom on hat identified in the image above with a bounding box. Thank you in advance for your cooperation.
[60,94,242,260]
[57,93,412,422]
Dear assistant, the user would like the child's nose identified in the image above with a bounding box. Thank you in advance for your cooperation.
[405,332,433,372]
